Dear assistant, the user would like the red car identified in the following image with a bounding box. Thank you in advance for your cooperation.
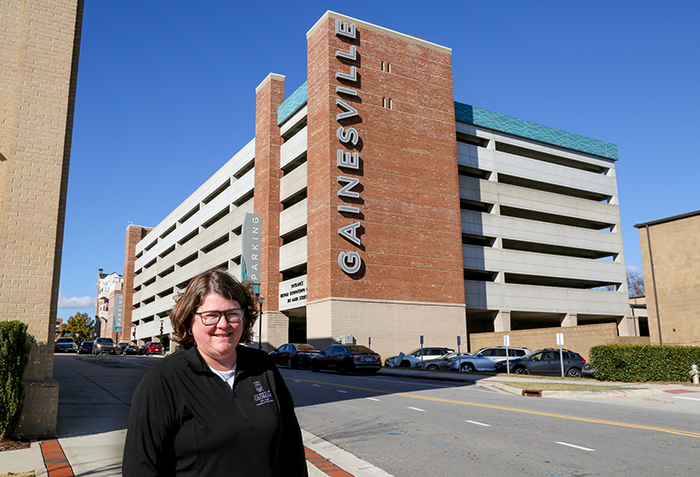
[139,342,163,355]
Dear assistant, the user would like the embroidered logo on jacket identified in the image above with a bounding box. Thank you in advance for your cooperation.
[252,380,274,406]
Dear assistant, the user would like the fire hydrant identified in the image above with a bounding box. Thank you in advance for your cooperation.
[690,364,700,385]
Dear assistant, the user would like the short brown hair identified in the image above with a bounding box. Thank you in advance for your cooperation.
[170,269,259,348]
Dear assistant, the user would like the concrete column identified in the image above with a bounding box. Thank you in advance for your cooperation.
[617,315,639,337]
[259,310,289,352]
[561,313,578,327]
[494,310,511,332]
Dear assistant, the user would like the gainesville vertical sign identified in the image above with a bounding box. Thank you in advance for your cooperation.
[334,18,364,276]
[241,213,262,285]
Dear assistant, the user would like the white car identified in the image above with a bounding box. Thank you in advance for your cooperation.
[385,347,454,368]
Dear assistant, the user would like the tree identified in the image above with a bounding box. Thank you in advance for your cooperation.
[64,312,95,344]
[627,268,645,298]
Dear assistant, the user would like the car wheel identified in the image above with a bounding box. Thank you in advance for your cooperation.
[566,367,582,378]
[311,362,320,373]
[399,360,411,368]
[426,364,439,371]
[514,366,529,375]
[339,362,350,375]
[461,363,475,373]
[146,350,150,356]
[286,358,293,369]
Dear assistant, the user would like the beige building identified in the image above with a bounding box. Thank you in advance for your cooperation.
[635,210,700,346]
[0,0,84,437]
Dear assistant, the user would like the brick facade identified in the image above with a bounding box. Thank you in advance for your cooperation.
[302,13,466,355]
[0,0,84,438]
[636,211,700,346]
[123,225,152,342]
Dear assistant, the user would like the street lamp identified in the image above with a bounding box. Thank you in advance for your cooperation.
[258,295,265,350]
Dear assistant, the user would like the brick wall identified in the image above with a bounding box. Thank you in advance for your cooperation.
[638,213,700,346]
[123,225,152,342]
[306,13,465,304]
[304,13,466,353]
[0,0,84,438]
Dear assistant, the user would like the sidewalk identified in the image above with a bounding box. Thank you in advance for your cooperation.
[2,360,697,477]
[0,355,392,477]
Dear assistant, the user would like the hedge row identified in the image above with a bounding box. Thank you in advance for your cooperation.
[0,321,32,440]
[589,344,700,382]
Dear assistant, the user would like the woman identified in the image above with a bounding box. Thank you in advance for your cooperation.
[123,269,308,476]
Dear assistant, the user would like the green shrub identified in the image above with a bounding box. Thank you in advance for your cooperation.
[590,344,700,382]
[0,321,32,440]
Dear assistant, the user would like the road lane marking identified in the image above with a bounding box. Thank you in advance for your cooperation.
[337,390,348,393]
[556,442,595,452]
[312,384,321,387]
[292,377,700,439]
[466,420,491,427]
[674,396,700,402]
[366,397,381,401]
[430,442,453,449]
[408,407,425,412]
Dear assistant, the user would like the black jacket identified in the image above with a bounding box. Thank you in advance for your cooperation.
[122,345,308,476]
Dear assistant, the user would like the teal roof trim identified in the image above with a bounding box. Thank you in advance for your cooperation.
[455,102,618,161]
[278,82,308,125]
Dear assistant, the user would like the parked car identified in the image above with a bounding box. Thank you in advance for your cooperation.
[505,348,588,378]
[92,337,115,355]
[139,341,163,355]
[117,342,139,355]
[450,346,531,372]
[54,337,78,353]
[423,352,469,371]
[311,345,381,375]
[385,347,455,368]
[269,343,322,369]
[78,341,93,354]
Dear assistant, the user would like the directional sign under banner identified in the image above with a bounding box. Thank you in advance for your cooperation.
[241,213,262,285]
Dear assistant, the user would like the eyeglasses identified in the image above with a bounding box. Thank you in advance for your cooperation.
[194,308,244,326]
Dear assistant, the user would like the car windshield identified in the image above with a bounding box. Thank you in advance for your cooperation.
[348,345,373,353]
[297,344,318,351]
[57,338,73,343]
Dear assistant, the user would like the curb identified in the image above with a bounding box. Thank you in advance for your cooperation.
[39,440,73,477]
[480,381,665,398]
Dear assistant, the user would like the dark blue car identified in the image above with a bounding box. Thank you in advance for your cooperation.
[311,345,381,375]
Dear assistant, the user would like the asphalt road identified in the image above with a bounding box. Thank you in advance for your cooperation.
[53,354,700,476]
[285,368,700,477]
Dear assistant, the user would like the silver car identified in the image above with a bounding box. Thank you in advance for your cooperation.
[450,346,531,372]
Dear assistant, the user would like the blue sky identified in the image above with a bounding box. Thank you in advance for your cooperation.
[57,0,700,319]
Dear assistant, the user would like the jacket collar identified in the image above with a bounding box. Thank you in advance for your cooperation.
[182,344,254,375]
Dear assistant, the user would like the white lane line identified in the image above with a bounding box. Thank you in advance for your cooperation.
[556,441,595,452]
[337,390,348,394]
[465,420,491,427]
[408,407,425,412]
[366,397,381,402]
[673,396,700,401]
[312,384,321,387]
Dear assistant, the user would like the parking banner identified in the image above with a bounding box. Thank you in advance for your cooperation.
[241,213,262,285]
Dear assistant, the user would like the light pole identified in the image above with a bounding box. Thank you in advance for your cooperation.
[258,295,265,350]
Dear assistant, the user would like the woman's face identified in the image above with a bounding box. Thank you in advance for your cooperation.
[191,292,244,370]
